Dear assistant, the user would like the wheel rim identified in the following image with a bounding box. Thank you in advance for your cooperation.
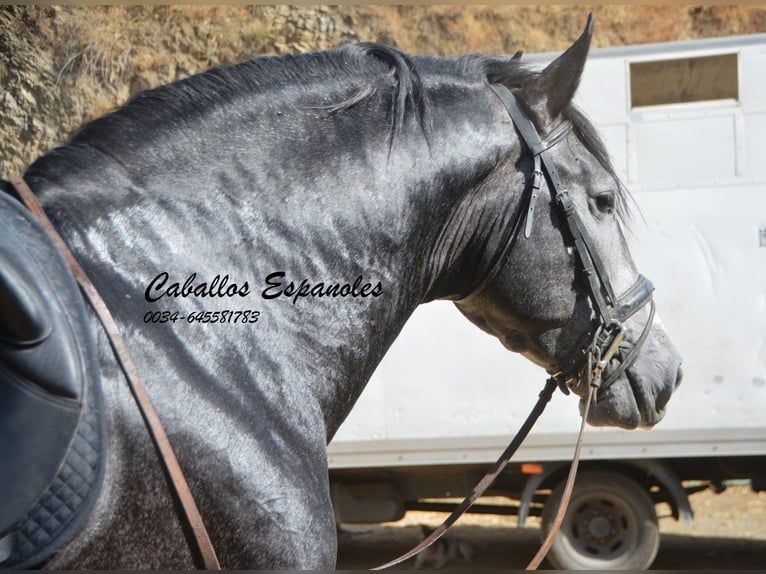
[565,495,636,561]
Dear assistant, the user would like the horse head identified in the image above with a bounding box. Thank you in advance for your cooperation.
[454,15,682,429]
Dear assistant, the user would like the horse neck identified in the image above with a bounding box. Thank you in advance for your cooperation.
[273,87,521,434]
[27,73,515,440]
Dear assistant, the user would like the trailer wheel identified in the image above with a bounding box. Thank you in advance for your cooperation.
[540,470,660,570]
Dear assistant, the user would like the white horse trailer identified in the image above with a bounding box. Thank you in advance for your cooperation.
[328,34,766,569]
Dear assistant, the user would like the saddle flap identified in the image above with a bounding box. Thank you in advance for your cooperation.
[0,191,92,537]
[0,376,80,535]
[0,258,51,345]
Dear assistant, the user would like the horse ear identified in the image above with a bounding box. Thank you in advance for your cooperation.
[519,13,594,129]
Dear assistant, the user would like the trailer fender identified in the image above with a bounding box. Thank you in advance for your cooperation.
[632,459,694,522]
[518,463,560,527]
[517,459,693,526]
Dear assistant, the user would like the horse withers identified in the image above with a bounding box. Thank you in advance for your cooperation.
[0,14,681,569]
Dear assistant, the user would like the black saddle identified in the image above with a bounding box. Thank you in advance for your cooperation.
[0,186,105,568]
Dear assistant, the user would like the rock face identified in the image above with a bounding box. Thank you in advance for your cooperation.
[1,7,63,177]
[2,5,765,176]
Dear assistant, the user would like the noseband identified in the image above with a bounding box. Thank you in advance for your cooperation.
[466,84,656,400]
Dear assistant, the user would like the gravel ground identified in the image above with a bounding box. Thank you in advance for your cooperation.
[336,485,766,570]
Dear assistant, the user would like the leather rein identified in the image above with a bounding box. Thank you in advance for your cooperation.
[9,176,221,570]
[8,83,655,571]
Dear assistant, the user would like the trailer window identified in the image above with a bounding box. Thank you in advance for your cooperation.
[630,53,738,108]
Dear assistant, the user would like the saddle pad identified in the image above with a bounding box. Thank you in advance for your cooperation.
[0,189,106,568]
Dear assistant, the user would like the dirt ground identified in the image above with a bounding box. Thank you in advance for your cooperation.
[336,485,766,570]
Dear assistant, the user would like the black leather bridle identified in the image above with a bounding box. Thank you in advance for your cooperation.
[465,83,656,401]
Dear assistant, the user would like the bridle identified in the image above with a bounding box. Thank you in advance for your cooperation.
[8,82,656,571]
[374,84,656,570]
[462,83,656,401]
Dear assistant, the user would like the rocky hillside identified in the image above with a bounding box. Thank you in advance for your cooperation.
[2,5,765,175]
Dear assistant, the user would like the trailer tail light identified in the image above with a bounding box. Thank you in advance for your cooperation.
[522,463,544,475]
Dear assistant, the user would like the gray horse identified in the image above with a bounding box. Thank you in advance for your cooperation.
[0,16,681,569]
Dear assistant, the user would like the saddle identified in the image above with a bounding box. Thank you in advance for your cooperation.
[0,186,105,568]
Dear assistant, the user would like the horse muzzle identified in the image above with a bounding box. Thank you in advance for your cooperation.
[580,320,683,429]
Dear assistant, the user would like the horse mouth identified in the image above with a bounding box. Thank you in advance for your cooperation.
[576,361,683,430]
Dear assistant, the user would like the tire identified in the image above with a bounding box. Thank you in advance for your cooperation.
[540,470,660,570]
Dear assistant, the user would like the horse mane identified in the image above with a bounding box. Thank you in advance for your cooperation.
[29,42,631,220]
[36,43,432,168]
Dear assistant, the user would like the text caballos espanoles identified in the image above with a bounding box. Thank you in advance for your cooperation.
[144,272,383,304]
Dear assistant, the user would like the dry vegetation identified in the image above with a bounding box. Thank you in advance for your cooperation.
[2,5,765,175]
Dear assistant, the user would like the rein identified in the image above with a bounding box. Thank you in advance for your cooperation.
[9,176,221,571]
[373,377,609,570]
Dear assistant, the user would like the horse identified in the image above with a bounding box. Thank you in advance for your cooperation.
[0,15,682,569]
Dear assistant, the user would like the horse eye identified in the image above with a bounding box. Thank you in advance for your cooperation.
[594,192,616,214]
